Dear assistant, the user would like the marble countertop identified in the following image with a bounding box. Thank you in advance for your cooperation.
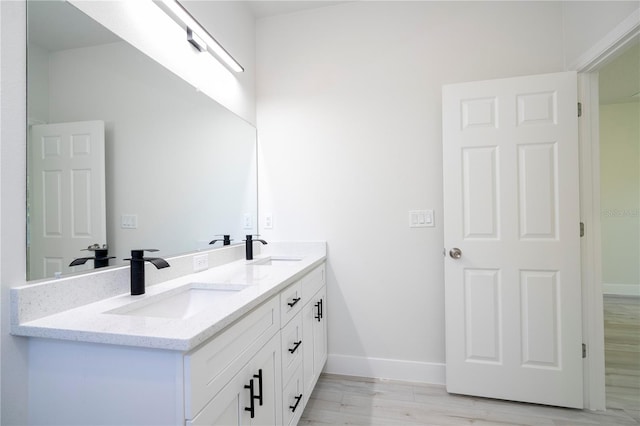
[11,249,326,352]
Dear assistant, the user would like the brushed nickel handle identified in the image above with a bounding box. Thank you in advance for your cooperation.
[449,248,462,259]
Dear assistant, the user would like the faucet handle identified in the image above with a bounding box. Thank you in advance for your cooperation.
[210,235,233,245]
[245,235,268,244]
[126,249,160,260]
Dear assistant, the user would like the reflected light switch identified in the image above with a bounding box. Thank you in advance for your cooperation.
[121,214,138,229]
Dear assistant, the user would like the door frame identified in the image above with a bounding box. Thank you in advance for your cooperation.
[577,9,639,411]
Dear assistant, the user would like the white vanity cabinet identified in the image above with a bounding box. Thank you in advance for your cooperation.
[24,260,327,426]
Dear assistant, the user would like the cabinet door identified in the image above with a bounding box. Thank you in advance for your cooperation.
[302,286,327,398]
[189,335,282,426]
[247,334,283,426]
[188,364,251,426]
[312,288,328,374]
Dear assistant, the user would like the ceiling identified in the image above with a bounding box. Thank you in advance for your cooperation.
[28,1,119,52]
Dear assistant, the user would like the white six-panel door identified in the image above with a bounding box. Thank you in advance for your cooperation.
[442,72,583,408]
[29,121,106,279]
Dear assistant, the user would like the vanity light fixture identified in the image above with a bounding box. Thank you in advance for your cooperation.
[155,0,244,73]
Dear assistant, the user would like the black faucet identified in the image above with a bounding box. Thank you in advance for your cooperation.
[244,235,267,260]
[69,244,115,269]
[209,235,232,246]
[125,249,170,295]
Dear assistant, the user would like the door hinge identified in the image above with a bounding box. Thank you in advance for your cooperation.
[582,343,587,358]
[580,222,585,237]
[578,102,582,117]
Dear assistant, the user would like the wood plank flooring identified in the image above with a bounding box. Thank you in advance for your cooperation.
[605,295,640,420]
[300,296,640,425]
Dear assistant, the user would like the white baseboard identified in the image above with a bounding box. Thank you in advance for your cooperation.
[602,283,640,297]
[325,354,446,385]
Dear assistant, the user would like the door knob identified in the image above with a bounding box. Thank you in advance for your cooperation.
[449,248,462,259]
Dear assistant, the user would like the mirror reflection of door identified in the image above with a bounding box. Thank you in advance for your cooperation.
[28,120,106,280]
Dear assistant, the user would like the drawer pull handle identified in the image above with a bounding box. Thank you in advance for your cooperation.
[244,379,255,418]
[288,340,302,354]
[289,394,303,412]
[253,369,263,406]
[315,299,323,322]
[287,297,301,308]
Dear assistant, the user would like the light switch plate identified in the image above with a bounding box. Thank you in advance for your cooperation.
[409,209,434,228]
[243,213,252,229]
[264,213,273,229]
[121,214,138,229]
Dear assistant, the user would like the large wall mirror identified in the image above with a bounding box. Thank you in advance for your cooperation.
[26,1,258,281]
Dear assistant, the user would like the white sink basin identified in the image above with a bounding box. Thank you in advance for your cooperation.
[107,283,247,319]
[251,256,304,266]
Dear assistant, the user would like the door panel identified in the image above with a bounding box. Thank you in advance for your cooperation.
[29,120,106,279]
[443,72,582,408]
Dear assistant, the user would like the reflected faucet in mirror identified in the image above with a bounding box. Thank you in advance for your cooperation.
[244,235,267,261]
[69,244,115,269]
[125,249,170,296]
[209,235,232,246]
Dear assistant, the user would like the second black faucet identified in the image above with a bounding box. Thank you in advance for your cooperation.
[244,235,267,260]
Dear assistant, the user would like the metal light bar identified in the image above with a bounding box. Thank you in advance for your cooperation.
[156,0,244,73]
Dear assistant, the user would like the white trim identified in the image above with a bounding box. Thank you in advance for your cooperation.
[578,73,606,411]
[325,354,446,385]
[572,9,640,72]
[576,10,640,411]
[602,283,640,297]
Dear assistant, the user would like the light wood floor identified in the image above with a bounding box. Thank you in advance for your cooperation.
[300,296,640,425]
[605,295,640,419]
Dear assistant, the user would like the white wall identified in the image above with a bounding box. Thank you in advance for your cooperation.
[562,1,640,69]
[256,1,567,381]
[255,1,637,381]
[26,44,49,125]
[600,102,640,295]
[1,1,256,423]
[1,2,28,423]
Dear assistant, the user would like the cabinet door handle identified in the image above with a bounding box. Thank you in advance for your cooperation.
[287,297,301,308]
[289,394,303,412]
[315,299,323,322]
[253,369,263,406]
[244,379,255,418]
[288,340,302,354]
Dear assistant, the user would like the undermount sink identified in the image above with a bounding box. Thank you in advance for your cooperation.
[251,256,304,266]
[107,283,247,319]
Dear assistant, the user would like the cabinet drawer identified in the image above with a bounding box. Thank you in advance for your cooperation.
[281,311,303,384]
[184,296,280,419]
[301,264,325,301]
[280,280,303,326]
[282,364,305,426]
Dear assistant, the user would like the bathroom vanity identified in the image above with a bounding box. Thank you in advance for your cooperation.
[12,243,327,425]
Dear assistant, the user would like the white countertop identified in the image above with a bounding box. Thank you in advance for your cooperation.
[11,249,326,352]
